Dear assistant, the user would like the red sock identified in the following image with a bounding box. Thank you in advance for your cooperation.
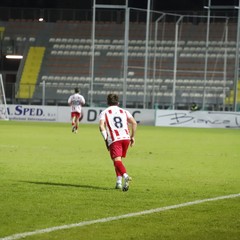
[114,165,121,177]
[114,161,126,176]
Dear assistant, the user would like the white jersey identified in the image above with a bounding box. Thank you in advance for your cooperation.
[99,105,133,145]
[68,93,85,113]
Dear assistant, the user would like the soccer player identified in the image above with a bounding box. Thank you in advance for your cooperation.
[68,88,85,133]
[99,93,137,191]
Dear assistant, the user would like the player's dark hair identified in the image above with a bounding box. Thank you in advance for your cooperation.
[107,94,119,106]
[74,88,79,93]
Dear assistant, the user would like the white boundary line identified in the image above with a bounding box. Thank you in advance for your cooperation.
[1,193,240,240]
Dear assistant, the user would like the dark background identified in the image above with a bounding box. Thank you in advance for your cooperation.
[0,0,238,11]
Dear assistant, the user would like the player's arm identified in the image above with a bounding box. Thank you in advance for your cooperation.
[67,96,72,106]
[81,96,86,106]
[128,117,137,147]
[99,119,109,151]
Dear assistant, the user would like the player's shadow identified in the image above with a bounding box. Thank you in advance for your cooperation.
[19,180,112,191]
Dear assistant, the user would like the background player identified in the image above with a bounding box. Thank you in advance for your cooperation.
[68,88,85,133]
[99,93,137,191]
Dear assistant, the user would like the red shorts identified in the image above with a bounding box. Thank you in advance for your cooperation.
[71,112,81,120]
[109,140,130,159]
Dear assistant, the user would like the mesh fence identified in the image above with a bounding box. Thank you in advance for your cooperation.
[2,8,238,110]
[88,8,237,110]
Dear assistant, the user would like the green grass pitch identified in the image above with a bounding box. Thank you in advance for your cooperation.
[0,121,240,240]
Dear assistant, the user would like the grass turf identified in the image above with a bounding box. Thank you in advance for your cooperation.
[0,121,239,240]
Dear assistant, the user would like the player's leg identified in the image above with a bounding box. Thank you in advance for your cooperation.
[114,166,122,189]
[74,117,79,133]
[113,159,131,191]
[74,113,81,133]
[71,113,76,133]
[121,140,132,191]
[110,140,131,191]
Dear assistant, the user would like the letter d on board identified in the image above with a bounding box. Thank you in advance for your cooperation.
[87,110,97,122]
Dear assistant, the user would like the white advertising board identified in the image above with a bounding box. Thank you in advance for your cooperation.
[6,105,155,126]
[78,107,155,125]
[7,105,58,122]
[155,110,240,128]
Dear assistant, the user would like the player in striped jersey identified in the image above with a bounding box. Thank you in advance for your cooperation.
[68,88,85,133]
[99,94,137,191]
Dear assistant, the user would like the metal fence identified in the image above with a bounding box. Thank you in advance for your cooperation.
[89,6,238,110]
[1,6,239,110]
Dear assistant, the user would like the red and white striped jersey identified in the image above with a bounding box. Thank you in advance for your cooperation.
[99,106,133,145]
[68,93,85,113]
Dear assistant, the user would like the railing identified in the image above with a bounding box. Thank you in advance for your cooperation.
[5,82,235,111]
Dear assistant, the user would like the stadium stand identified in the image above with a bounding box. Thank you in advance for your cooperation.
[0,18,238,109]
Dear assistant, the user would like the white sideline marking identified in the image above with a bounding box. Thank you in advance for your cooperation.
[1,193,240,240]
